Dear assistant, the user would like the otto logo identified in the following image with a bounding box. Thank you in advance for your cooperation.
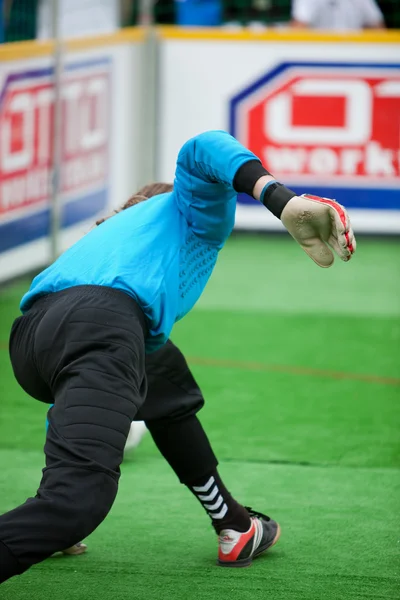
[0,62,110,217]
[230,62,400,184]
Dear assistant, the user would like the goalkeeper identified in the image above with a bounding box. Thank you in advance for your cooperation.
[0,130,355,582]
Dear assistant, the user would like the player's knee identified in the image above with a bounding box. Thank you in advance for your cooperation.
[58,471,118,547]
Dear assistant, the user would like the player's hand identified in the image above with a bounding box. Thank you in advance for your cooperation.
[280,194,356,268]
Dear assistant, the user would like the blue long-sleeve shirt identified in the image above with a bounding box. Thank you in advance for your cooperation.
[20,131,259,351]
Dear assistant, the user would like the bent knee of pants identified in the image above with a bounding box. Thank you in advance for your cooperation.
[0,466,118,573]
[40,465,119,548]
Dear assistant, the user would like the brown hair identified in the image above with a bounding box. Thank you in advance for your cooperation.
[96,182,173,226]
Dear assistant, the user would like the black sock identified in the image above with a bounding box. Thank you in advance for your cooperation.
[147,416,250,533]
[188,470,251,534]
[147,415,219,484]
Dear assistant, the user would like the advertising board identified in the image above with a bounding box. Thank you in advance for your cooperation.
[157,29,400,233]
[231,61,400,225]
[0,31,144,282]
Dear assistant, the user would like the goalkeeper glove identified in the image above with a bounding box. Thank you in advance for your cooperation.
[281,193,356,268]
[261,183,356,268]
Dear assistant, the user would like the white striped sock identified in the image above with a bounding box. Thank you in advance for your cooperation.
[198,486,219,502]
[210,503,228,520]
[193,476,215,494]
[192,479,228,520]
[204,495,224,512]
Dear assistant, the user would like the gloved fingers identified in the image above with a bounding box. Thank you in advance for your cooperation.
[301,195,355,262]
[301,237,335,268]
[346,226,357,254]
[328,204,355,262]
[281,194,355,267]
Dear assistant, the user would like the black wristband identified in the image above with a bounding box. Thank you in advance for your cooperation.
[233,160,270,196]
[261,182,297,219]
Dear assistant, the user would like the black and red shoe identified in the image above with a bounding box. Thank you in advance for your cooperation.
[217,508,280,568]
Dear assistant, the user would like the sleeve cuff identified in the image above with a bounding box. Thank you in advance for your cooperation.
[233,160,270,196]
[261,182,297,219]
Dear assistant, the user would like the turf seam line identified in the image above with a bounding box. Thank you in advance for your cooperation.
[221,457,400,470]
[187,356,400,386]
[1,343,398,385]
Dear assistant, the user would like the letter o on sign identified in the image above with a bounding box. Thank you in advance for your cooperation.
[265,79,372,146]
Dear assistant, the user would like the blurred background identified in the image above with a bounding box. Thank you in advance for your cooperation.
[0,2,399,599]
[2,0,400,40]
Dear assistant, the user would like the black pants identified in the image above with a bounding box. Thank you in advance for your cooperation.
[0,286,217,582]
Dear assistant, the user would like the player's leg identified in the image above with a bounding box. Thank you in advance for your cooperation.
[137,340,280,567]
[0,287,147,583]
[48,415,89,556]
[43,405,89,557]
[140,340,249,531]
[43,407,146,556]
[44,413,147,556]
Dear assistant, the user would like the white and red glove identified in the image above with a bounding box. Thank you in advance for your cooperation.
[280,194,356,268]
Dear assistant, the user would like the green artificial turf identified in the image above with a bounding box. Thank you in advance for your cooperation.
[0,235,399,600]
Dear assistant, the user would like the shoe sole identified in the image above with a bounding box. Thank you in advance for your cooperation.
[217,523,281,568]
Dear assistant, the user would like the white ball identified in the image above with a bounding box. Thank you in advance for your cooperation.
[124,421,148,453]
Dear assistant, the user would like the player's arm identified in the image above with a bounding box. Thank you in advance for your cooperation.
[174,130,355,267]
[174,130,262,245]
